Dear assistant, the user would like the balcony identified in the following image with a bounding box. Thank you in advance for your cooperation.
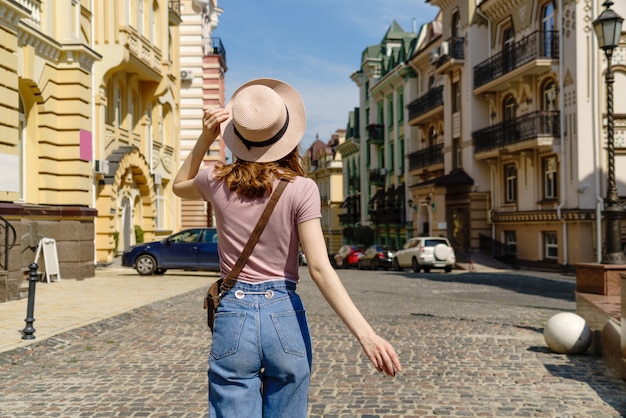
[472,110,560,157]
[119,27,162,79]
[407,86,444,125]
[407,143,444,171]
[366,124,384,145]
[474,30,559,94]
[433,37,465,73]
[168,0,182,24]
[369,168,387,185]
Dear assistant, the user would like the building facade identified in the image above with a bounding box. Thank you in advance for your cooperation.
[341,21,416,251]
[303,131,345,255]
[0,0,102,301]
[0,0,196,302]
[179,0,226,230]
[341,0,626,270]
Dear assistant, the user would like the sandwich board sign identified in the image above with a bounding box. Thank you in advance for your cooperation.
[34,238,61,283]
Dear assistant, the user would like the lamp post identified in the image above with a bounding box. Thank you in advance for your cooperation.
[593,0,626,264]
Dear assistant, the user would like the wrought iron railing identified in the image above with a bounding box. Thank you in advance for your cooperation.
[0,215,17,271]
[474,30,559,89]
[407,143,444,170]
[472,110,560,153]
[433,37,465,67]
[407,86,444,121]
[366,124,384,145]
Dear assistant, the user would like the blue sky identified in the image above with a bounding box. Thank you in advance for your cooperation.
[213,0,439,151]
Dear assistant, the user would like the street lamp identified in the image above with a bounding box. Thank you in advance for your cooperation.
[593,0,626,264]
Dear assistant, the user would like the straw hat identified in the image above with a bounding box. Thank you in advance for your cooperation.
[221,78,306,163]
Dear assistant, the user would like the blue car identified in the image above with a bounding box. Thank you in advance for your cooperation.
[121,228,219,275]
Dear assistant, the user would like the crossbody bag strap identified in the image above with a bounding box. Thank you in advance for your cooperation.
[220,179,288,292]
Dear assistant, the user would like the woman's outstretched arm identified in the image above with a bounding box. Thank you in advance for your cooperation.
[298,218,402,376]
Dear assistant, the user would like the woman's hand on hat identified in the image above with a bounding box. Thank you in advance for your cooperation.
[201,109,230,143]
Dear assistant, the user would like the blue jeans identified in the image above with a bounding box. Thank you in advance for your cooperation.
[208,281,312,418]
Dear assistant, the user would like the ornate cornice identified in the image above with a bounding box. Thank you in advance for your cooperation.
[493,209,596,223]
[1,1,30,33]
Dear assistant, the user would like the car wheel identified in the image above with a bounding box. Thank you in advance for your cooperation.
[434,243,451,261]
[444,267,452,273]
[423,266,431,273]
[412,257,421,273]
[392,258,401,271]
[135,254,157,275]
[370,259,377,270]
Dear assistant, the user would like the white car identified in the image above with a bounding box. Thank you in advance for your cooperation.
[392,237,456,273]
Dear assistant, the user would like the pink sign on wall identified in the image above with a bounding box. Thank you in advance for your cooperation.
[79,129,92,161]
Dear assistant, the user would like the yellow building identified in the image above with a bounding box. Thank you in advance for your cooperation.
[0,0,101,301]
[0,0,188,302]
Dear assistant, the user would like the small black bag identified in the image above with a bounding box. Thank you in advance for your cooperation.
[204,279,223,332]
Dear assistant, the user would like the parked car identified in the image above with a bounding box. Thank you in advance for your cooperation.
[392,237,456,273]
[122,228,219,275]
[358,245,394,270]
[333,245,363,269]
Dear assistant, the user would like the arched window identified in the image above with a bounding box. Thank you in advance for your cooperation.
[503,95,517,120]
[542,80,557,111]
[429,126,437,147]
[542,2,556,57]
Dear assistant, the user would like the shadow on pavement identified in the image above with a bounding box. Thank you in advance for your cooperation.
[397,271,575,302]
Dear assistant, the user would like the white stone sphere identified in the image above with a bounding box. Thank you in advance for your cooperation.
[544,312,592,354]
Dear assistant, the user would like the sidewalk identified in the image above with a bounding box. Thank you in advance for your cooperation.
[0,265,218,354]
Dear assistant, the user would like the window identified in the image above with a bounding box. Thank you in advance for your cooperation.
[503,26,515,72]
[505,164,517,202]
[452,138,461,169]
[452,81,461,113]
[504,231,517,257]
[429,126,437,147]
[544,232,558,259]
[397,89,404,123]
[18,97,25,202]
[543,157,558,199]
[155,183,165,230]
[137,0,144,36]
[451,10,460,38]
[504,95,516,120]
[542,80,557,111]
[387,96,393,131]
[542,2,556,57]
[116,86,123,127]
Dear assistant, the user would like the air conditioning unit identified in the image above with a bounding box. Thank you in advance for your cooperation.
[180,69,194,81]
[94,159,109,175]
[429,49,440,64]
[440,41,450,57]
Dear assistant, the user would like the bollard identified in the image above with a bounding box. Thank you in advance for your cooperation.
[22,263,38,340]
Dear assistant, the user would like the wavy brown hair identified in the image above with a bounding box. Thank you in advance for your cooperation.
[214,147,305,199]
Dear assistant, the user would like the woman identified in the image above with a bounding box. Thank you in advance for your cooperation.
[173,78,401,418]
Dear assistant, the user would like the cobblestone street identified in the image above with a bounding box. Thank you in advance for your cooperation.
[0,267,625,417]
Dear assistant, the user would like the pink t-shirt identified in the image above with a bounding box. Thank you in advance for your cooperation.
[194,168,321,284]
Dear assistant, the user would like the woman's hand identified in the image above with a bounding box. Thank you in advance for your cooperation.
[173,108,230,200]
[200,108,230,144]
[359,334,402,376]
